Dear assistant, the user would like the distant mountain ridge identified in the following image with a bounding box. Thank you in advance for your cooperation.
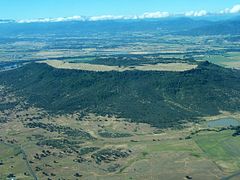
[0,17,211,36]
[180,19,240,35]
[0,16,239,36]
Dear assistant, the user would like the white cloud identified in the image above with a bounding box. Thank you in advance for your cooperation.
[89,15,125,21]
[185,10,208,17]
[138,11,170,19]
[84,12,170,21]
[17,16,86,23]
[220,4,240,14]
[16,12,170,23]
[230,4,240,13]
[13,4,240,24]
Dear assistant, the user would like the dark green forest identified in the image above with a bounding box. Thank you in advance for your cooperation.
[1,61,240,128]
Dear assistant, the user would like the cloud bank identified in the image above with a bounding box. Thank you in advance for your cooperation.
[185,10,208,17]
[221,4,240,14]
[1,4,237,24]
[139,12,170,19]
[17,16,86,23]
[16,12,171,23]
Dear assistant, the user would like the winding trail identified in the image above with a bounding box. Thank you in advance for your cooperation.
[221,171,240,180]
[0,141,38,180]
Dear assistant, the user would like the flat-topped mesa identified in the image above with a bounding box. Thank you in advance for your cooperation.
[38,60,198,72]
[1,61,239,128]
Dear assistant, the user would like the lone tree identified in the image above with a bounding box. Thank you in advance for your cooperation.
[7,173,16,179]
[74,173,82,177]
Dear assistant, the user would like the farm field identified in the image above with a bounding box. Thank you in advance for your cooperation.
[194,130,240,172]
[202,52,240,69]
[40,60,197,72]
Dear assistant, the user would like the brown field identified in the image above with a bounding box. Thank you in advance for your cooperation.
[39,60,198,72]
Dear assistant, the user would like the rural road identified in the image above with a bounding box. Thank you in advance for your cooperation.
[0,141,38,180]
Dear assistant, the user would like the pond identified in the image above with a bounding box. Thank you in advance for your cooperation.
[207,118,240,128]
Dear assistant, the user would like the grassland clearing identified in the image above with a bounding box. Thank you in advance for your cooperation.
[39,60,197,72]
[0,142,34,180]
[193,130,240,172]
[202,52,240,69]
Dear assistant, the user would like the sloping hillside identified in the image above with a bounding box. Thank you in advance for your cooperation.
[1,61,240,128]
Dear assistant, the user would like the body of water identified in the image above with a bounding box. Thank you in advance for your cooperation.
[207,118,240,128]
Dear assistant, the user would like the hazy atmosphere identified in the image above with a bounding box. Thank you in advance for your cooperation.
[0,0,240,20]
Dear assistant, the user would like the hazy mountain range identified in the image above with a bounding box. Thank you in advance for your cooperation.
[0,15,240,36]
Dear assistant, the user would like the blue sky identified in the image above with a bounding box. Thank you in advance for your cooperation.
[0,0,239,20]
